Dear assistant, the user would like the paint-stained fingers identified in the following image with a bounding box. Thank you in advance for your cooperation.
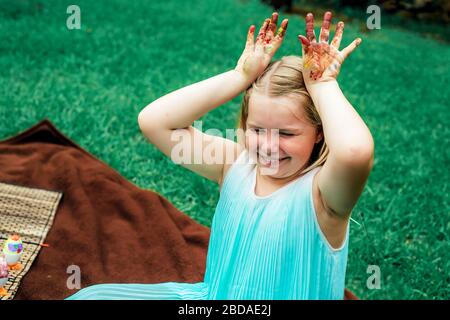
[265,12,279,43]
[267,19,288,56]
[340,38,362,61]
[331,21,344,49]
[256,18,271,47]
[298,35,310,51]
[306,13,316,43]
[272,19,288,42]
[319,11,332,43]
[245,25,256,52]
[298,36,314,70]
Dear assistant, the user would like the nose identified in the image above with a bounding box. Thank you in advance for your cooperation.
[258,129,280,156]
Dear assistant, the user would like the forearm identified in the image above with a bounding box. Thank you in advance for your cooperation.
[308,81,374,161]
[138,69,251,130]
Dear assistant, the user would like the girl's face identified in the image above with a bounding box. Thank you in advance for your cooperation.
[245,92,323,179]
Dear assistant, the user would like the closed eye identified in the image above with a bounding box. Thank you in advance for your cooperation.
[251,128,294,136]
[252,128,266,133]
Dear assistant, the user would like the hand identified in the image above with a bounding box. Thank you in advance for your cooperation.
[298,11,361,85]
[235,12,288,83]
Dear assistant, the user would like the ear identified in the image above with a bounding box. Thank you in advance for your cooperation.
[315,130,324,144]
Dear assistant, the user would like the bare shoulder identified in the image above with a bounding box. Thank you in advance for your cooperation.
[218,143,246,191]
[312,168,350,250]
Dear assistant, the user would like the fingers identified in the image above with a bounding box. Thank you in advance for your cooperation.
[306,13,316,43]
[340,38,362,61]
[245,25,256,52]
[272,18,288,42]
[256,18,271,47]
[265,12,279,43]
[268,18,288,55]
[319,11,332,43]
[298,35,310,48]
[298,35,314,69]
[297,34,310,57]
[331,21,344,50]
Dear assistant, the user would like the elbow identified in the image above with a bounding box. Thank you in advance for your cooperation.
[138,107,156,135]
[349,144,374,170]
[137,110,147,132]
[334,136,375,170]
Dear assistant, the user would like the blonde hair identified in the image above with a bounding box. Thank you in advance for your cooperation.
[236,55,329,176]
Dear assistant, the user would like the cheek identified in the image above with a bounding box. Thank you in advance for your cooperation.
[281,137,315,158]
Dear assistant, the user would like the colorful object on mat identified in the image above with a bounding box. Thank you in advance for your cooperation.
[2,235,23,271]
[0,253,8,296]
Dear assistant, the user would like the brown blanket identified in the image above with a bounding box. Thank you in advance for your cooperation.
[0,120,357,300]
[0,120,210,299]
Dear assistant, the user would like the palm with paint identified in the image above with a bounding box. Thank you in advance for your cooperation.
[298,11,362,84]
[235,12,289,82]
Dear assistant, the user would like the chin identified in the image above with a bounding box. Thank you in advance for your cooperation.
[258,161,289,177]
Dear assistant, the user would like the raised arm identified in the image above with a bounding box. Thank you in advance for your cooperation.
[298,12,374,218]
[138,13,288,184]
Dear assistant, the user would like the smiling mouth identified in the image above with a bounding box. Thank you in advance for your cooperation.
[257,153,291,166]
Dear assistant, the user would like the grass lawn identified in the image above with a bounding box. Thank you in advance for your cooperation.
[0,0,448,299]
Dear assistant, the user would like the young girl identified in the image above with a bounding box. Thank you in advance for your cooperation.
[67,11,374,300]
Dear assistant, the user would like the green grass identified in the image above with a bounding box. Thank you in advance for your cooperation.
[0,0,448,299]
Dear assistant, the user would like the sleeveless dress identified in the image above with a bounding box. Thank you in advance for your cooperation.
[65,148,349,300]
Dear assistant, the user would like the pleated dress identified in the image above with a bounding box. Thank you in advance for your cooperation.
[65,148,349,300]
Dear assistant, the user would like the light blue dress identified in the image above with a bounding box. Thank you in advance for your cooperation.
[66,148,349,300]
